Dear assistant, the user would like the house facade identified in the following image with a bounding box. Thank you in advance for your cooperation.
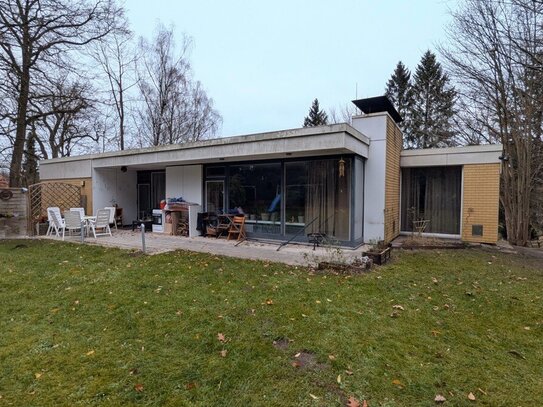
[38,97,503,246]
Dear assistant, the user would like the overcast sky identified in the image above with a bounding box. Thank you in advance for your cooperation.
[126,0,454,137]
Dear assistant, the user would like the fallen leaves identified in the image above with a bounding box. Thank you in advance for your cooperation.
[85,350,95,356]
[34,372,42,379]
[134,383,144,392]
[220,350,228,358]
[434,394,446,403]
[309,393,319,400]
[217,333,226,342]
[468,392,476,401]
[346,396,366,407]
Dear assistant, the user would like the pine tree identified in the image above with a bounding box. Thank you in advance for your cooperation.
[385,61,413,134]
[303,98,328,127]
[409,51,456,149]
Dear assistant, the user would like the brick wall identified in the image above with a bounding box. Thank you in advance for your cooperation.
[462,164,501,244]
[0,188,28,237]
[384,117,402,243]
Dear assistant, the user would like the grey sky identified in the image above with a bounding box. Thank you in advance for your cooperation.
[126,0,453,136]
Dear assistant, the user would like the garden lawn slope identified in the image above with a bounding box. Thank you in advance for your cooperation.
[0,240,541,406]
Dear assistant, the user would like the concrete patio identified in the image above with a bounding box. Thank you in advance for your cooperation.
[41,229,370,266]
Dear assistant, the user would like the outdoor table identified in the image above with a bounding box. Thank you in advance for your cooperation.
[82,215,96,236]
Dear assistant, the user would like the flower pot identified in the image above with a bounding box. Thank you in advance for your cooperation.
[363,246,391,265]
[297,216,305,224]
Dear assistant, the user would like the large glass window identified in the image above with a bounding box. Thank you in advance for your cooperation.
[401,166,462,235]
[205,180,224,213]
[285,158,351,241]
[228,162,282,236]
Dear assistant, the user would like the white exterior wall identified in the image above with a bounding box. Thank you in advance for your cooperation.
[39,159,92,180]
[93,168,137,224]
[351,113,388,242]
[165,165,203,205]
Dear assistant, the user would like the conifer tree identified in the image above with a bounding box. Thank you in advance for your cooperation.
[303,98,328,127]
[385,61,413,136]
[409,51,456,148]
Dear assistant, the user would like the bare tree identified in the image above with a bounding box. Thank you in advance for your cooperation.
[0,0,122,187]
[328,103,358,125]
[31,77,100,159]
[135,24,221,146]
[91,27,137,150]
[442,0,543,245]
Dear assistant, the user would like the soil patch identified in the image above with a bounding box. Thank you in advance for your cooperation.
[291,350,328,370]
[272,337,291,351]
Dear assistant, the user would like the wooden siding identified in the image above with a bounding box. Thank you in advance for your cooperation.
[461,164,501,244]
[384,117,402,243]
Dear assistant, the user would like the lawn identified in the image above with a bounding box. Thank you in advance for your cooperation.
[0,240,541,406]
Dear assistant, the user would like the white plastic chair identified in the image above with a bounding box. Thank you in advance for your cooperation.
[46,207,64,236]
[89,209,112,239]
[47,208,65,238]
[63,210,82,240]
[70,207,85,219]
[104,206,117,230]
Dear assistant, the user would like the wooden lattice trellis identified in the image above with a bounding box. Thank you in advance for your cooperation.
[27,182,81,235]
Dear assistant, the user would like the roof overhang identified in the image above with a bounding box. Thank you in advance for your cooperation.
[400,144,503,167]
[39,124,370,177]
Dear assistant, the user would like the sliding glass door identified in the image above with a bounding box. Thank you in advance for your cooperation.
[401,166,462,235]
[204,156,357,243]
[285,159,351,241]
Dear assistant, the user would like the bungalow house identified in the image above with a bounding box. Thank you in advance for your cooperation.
[38,97,502,246]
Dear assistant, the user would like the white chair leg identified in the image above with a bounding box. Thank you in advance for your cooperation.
[62,228,65,240]
[46,225,52,236]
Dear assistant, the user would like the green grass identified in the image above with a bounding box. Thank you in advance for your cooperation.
[0,240,541,406]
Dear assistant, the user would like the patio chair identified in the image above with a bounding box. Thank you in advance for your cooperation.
[62,210,83,240]
[46,207,64,236]
[89,209,112,239]
[70,207,85,219]
[104,206,117,230]
[227,215,246,241]
[47,208,65,238]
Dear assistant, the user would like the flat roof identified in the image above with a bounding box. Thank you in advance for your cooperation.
[400,144,503,167]
[40,123,369,165]
[39,123,371,179]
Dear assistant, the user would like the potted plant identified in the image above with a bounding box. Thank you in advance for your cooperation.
[363,239,392,265]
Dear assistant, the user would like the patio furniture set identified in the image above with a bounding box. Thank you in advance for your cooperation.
[202,213,246,241]
[46,206,119,240]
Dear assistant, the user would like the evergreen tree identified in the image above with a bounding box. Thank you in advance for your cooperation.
[385,61,413,136]
[303,98,328,127]
[409,51,456,149]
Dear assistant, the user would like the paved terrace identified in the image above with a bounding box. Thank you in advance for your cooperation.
[41,230,370,266]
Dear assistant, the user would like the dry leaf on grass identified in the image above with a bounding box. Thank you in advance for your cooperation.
[345,369,353,375]
[434,394,446,403]
[185,382,197,390]
[291,361,301,368]
[346,396,361,407]
[309,393,319,400]
[220,350,227,357]
[392,305,405,310]
[337,374,342,384]
[328,354,336,361]
[265,299,274,305]
[34,372,42,379]
[134,383,144,392]
[468,392,476,401]
[86,350,95,356]
[217,333,225,342]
